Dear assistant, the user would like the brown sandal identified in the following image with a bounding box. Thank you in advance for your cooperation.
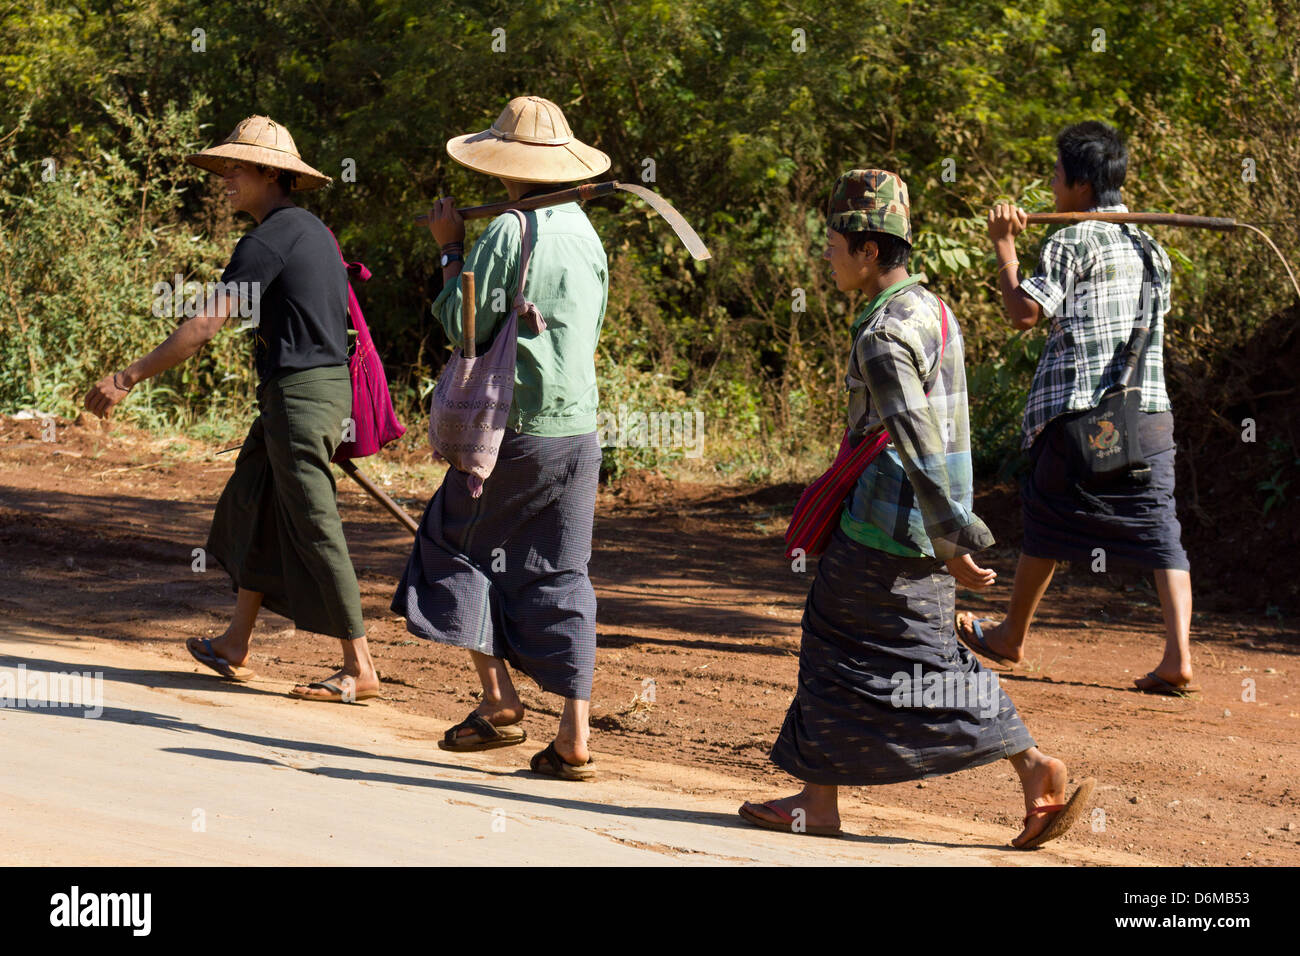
[185,637,256,682]
[1015,778,1097,849]
[288,679,381,703]
[438,712,527,751]
[1134,672,1198,697]
[528,741,595,781]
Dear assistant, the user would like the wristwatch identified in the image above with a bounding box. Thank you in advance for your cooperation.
[440,250,463,268]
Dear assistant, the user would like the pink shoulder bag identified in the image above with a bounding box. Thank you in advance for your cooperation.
[326,227,407,463]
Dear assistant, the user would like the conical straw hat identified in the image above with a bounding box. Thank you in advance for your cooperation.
[186,115,332,191]
[446,96,611,184]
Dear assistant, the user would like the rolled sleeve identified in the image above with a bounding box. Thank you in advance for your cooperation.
[1019,233,1077,317]
[431,213,520,349]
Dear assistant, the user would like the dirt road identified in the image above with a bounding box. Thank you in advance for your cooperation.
[1,415,1297,865]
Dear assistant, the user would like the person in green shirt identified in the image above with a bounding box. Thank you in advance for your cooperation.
[392,96,609,780]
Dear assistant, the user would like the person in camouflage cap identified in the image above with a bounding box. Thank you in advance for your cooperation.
[739,166,1096,850]
[826,168,913,244]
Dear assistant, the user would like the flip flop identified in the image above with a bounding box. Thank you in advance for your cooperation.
[185,637,256,682]
[438,711,528,752]
[288,679,381,703]
[955,613,1016,666]
[738,801,843,838]
[528,741,596,781]
[1134,671,1198,697]
[1014,777,1097,850]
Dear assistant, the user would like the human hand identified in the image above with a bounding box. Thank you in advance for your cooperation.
[84,371,131,419]
[945,553,997,589]
[987,202,1028,244]
[426,196,466,247]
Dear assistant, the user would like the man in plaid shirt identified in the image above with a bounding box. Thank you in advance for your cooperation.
[956,121,1196,698]
[1018,206,1174,450]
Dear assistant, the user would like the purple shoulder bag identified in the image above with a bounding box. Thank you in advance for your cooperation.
[428,209,546,497]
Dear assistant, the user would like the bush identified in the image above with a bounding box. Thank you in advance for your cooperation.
[0,94,253,431]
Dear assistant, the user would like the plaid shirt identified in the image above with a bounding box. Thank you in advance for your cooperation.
[1018,203,1173,449]
[841,282,995,560]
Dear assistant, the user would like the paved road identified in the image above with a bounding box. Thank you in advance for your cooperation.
[0,622,1141,866]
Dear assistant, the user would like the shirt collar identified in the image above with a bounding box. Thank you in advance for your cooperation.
[1087,202,1129,213]
[851,274,925,334]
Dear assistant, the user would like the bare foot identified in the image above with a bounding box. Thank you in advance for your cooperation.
[1010,750,1068,847]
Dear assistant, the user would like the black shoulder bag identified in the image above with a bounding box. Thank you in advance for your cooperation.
[1057,228,1160,490]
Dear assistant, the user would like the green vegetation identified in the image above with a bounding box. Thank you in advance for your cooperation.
[2,0,1296,484]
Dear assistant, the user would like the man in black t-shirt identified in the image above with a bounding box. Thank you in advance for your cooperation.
[85,115,380,705]
[220,203,349,382]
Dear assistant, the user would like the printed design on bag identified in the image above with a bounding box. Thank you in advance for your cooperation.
[1087,416,1122,456]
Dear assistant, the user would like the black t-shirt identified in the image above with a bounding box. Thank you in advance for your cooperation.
[220,205,349,382]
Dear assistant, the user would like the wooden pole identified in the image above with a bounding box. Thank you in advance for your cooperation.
[414,183,617,224]
[1025,211,1238,231]
[1024,212,1299,299]
[461,271,476,358]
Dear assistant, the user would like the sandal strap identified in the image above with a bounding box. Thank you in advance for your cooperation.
[759,801,795,823]
[531,741,559,772]
[309,681,343,695]
[1023,803,1066,825]
[444,712,499,744]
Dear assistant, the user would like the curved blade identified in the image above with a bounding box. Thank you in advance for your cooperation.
[615,182,712,260]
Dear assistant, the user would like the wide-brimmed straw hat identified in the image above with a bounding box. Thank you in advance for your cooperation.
[446,96,611,184]
[186,115,332,190]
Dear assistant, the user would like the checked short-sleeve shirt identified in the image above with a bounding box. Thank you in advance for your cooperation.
[1018,203,1173,449]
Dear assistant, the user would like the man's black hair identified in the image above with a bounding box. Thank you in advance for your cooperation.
[843,229,911,270]
[257,164,296,195]
[1056,121,1127,206]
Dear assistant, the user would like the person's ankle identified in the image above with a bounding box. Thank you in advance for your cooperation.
[555,735,589,759]
[1156,663,1193,682]
[214,636,250,661]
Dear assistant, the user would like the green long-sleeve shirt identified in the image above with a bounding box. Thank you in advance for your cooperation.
[431,202,609,437]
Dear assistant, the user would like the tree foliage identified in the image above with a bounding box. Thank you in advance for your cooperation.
[1,0,1295,478]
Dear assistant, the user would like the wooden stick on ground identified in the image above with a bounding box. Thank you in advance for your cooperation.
[337,459,419,536]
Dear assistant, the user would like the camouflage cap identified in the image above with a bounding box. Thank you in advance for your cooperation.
[826,169,912,244]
